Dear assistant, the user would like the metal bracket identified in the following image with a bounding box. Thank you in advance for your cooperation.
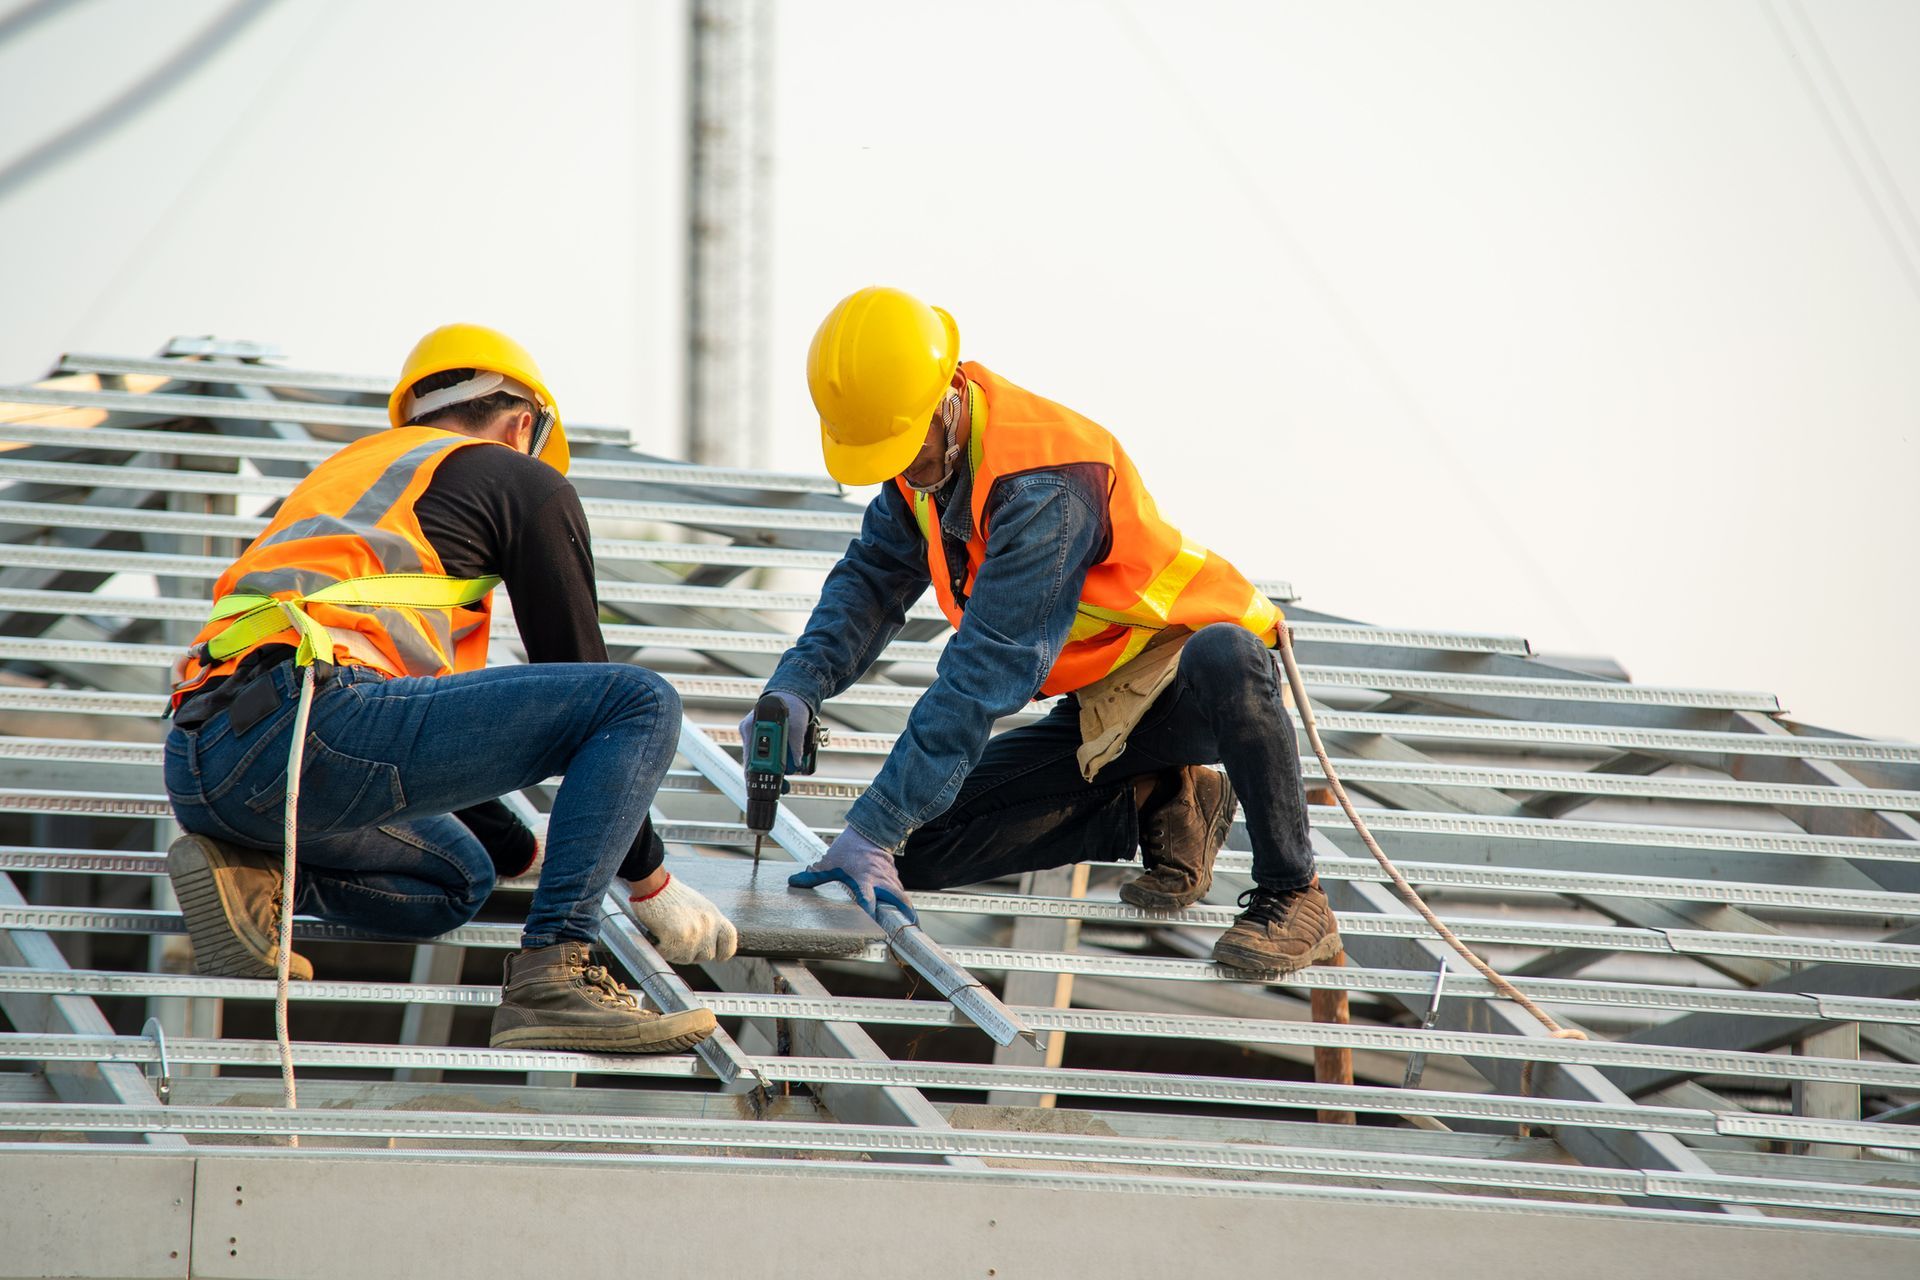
[1401,963,1450,1090]
[139,1017,172,1105]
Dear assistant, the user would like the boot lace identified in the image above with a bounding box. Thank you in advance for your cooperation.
[1236,885,1300,929]
[579,962,639,1010]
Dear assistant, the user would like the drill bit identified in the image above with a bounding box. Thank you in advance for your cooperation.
[753,834,763,865]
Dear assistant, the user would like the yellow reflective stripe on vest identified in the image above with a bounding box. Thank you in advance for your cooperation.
[204,573,500,667]
[1070,537,1210,632]
[1101,625,1157,677]
[1236,587,1283,639]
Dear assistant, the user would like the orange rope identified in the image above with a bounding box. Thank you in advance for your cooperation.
[1276,624,1587,1044]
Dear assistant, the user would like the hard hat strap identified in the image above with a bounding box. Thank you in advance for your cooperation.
[528,407,557,460]
[403,371,543,424]
[903,387,967,493]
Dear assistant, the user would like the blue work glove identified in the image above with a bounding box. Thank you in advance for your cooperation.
[738,691,813,770]
[789,827,918,925]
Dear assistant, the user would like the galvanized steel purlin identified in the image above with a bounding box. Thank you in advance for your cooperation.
[0,421,844,493]
[654,763,1920,817]
[902,891,1920,969]
[19,836,1920,919]
[5,586,1519,655]
[0,1014,1825,1140]
[0,532,847,581]
[5,947,1917,1028]
[4,782,1917,893]
[9,874,1920,974]
[18,725,1918,814]
[0,501,856,570]
[0,458,868,533]
[0,980,1913,1087]
[56,351,391,393]
[1298,756,1920,812]
[1,1103,1914,1216]
[1314,710,1920,767]
[0,382,391,426]
[6,1027,1916,1104]
[0,603,1761,717]
[1310,806,1920,863]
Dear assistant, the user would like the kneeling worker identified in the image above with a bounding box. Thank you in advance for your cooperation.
[765,287,1340,975]
[164,324,735,1052]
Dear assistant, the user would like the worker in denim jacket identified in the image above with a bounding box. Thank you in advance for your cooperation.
[764,288,1340,975]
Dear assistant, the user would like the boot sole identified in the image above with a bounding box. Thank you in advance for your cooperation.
[489,1008,718,1055]
[1119,773,1239,911]
[1212,929,1344,977]
[168,837,312,982]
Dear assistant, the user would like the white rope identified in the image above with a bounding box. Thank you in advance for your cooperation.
[275,662,318,1143]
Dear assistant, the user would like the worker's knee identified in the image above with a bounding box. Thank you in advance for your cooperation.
[603,663,681,723]
[422,886,489,936]
[1183,622,1274,687]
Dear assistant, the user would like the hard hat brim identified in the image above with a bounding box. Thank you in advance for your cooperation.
[819,415,931,487]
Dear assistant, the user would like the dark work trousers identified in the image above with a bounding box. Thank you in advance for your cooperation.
[895,622,1315,893]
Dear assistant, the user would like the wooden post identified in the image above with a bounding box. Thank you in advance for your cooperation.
[1310,950,1356,1123]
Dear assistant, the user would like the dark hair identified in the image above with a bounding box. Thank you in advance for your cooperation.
[406,367,532,429]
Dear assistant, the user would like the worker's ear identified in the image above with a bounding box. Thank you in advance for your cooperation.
[512,408,536,454]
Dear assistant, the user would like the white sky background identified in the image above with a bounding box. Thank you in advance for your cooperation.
[0,0,1914,739]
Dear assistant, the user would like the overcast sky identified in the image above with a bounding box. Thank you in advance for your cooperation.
[1,0,1914,739]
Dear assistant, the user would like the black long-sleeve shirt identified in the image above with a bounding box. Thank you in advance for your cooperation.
[413,444,606,664]
[178,438,663,878]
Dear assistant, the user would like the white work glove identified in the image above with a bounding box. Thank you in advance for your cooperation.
[626,873,739,963]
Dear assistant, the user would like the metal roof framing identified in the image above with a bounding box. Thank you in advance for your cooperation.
[0,344,1915,1248]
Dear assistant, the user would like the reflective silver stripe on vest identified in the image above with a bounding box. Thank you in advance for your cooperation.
[241,435,479,677]
[230,566,340,599]
[258,518,425,574]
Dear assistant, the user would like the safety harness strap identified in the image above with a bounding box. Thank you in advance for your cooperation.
[204,572,501,668]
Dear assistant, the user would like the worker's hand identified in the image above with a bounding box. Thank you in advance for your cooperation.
[737,691,813,769]
[627,873,739,964]
[789,827,917,925]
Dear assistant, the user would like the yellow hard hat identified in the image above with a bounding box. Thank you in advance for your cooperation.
[807,287,960,486]
[389,324,569,476]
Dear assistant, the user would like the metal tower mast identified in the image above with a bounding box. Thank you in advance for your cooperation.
[685,0,772,468]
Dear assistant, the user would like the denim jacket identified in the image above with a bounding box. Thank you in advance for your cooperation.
[766,464,1110,849]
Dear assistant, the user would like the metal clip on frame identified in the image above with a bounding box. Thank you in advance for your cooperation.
[139,1016,172,1104]
[678,722,1040,1049]
[1401,964,1450,1090]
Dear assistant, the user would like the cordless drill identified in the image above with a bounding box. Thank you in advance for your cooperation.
[744,693,824,863]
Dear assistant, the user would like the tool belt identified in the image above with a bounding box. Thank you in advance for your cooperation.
[1073,626,1193,781]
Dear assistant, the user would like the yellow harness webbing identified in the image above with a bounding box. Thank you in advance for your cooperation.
[204,572,501,669]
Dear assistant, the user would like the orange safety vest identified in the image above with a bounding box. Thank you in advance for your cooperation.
[170,427,502,710]
[898,363,1281,698]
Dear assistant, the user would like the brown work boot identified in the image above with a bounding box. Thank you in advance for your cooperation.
[1212,878,1342,975]
[166,833,313,981]
[489,942,717,1054]
[1120,767,1237,910]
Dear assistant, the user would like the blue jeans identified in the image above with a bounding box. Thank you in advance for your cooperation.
[164,660,681,949]
[895,623,1316,893]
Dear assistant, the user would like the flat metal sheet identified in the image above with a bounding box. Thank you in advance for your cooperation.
[666,856,886,959]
